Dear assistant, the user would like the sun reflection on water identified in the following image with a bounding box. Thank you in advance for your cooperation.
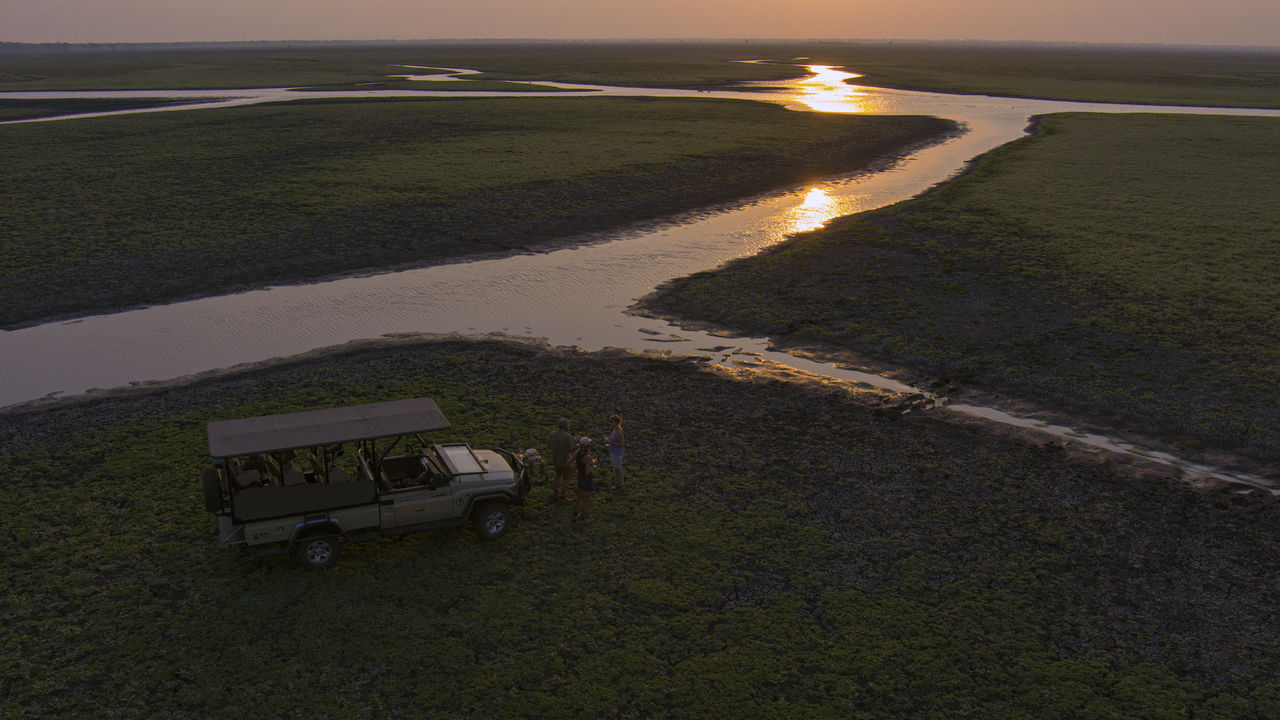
[773,184,855,233]
[785,65,870,113]
[782,187,839,233]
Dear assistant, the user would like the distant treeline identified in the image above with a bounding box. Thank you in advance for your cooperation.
[3,39,1278,56]
[0,41,401,54]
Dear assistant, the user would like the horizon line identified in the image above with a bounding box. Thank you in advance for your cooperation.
[2,37,1279,53]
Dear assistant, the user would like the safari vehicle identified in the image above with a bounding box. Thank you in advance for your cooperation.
[200,397,535,569]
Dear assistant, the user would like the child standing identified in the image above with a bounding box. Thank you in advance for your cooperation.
[573,437,596,524]
[605,414,625,490]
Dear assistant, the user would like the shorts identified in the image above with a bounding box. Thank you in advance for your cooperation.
[577,474,595,492]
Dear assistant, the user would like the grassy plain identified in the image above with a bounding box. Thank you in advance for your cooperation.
[0,97,218,121]
[2,338,1277,719]
[798,43,1280,108]
[3,43,1278,717]
[0,42,804,91]
[3,41,1277,107]
[297,79,573,92]
[644,113,1280,464]
[0,97,950,328]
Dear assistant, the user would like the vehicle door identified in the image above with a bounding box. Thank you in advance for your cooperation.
[379,459,455,529]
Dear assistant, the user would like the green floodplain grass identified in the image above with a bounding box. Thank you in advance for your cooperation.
[794,43,1280,109]
[294,79,576,92]
[2,338,1278,718]
[0,96,950,328]
[3,44,1279,717]
[644,113,1280,463]
[0,84,576,121]
[2,41,1277,106]
[0,97,222,121]
[0,42,804,91]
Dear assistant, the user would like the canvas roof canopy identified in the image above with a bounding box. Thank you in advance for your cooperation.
[207,397,451,458]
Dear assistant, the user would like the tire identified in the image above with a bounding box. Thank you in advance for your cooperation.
[473,502,512,541]
[295,535,341,569]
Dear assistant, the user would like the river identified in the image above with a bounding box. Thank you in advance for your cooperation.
[2,66,1277,489]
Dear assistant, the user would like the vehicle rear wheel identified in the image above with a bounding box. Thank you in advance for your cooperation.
[473,502,511,541]
[295,535,341,569]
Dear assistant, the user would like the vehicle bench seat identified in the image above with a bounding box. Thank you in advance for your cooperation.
[234,478,376,522]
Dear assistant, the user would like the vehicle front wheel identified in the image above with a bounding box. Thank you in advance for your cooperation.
[295,536,341,569]
[473,502,512,541]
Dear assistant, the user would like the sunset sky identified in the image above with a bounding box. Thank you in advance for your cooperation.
[2,0,1278,47]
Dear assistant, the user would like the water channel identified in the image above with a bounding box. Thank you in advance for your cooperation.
[2,66,1277,490]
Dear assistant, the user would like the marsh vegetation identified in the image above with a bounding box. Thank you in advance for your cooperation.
[795,43,1280,108]
[0,42,804,91]
[4,41,1277,107]
[0,97,949,327]
[2,338,1277,718]
[3,42,1279,717]
[0,97,217,121]
[644,113,1280,465]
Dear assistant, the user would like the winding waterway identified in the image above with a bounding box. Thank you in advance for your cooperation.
[2,66,1277,489]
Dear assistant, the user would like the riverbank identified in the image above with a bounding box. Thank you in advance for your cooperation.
[0,96,952,328]
[641,112,1280,469]
[0,42,806,91]
[5,41,1277,108]
[800,42,1280,109]
[0,97,222,121]
[2,336,1277,718]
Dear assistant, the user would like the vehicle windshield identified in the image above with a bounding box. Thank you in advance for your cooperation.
[436,444,485,475]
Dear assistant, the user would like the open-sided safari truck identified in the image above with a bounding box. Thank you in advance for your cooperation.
[201,397,534,568]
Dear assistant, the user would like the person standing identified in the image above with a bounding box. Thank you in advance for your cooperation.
[605,414,626,490]
[573,437,596,524]
[548,418,574,503]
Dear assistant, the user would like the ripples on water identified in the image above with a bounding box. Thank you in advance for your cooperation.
[3,67,1277,489]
